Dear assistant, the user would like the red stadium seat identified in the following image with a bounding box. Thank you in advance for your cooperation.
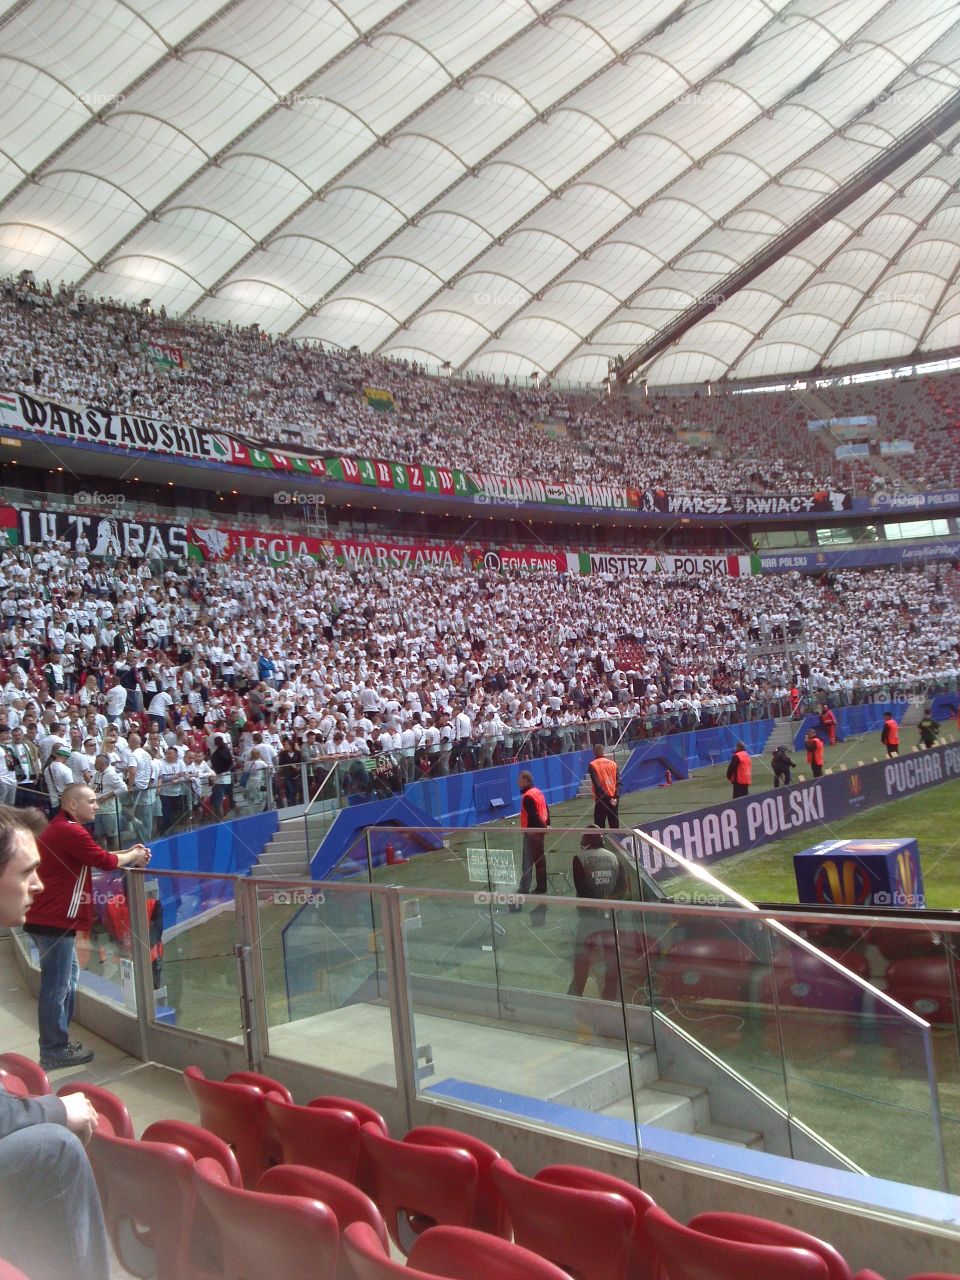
[689,1212,854,1280]
[192,1156,339,1280]
[0,1071,29,1098]
[88,1128,196,1280]
[224,1070,294,1102]
[340,1220,436,1280]
[409,1224,575,1279]
[655,938,757,1003]
[535,1165,656,1280]
[361,1122,479,1254]
[308,1095,389,1193]
[403,1125,509,1237]
[183,1066,268,1185]
[142,1119,243,1185]
[257,1163,389,1247]
[0,1260,31,1280]
[885,958,960,1025]
[58,1081,134,1139]
[264,1096,361,1182]
[643,1205,829,1280]
[490,1157,636,1280]
[0,1053,50,1095]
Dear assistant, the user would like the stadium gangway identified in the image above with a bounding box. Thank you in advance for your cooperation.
[27,831,956,1202]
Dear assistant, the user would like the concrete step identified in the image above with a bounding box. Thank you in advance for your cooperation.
[765,719,798,751]
[546,1046,659,1111]
[597,1083,704,1133]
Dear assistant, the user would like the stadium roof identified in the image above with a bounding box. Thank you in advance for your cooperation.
[2,0,960,387]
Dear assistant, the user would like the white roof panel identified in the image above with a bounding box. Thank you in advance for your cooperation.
[1,0,958,386]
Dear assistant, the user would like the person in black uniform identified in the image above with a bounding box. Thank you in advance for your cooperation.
[771,744,797,787]
[568,828,626,997]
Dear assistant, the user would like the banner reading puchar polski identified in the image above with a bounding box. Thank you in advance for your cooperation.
[617,741,960,878]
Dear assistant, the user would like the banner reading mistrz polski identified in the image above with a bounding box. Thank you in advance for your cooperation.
[565,552,759,577]
[619,741,960,878]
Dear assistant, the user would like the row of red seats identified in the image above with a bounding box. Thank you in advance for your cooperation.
[0,1055,956,1280]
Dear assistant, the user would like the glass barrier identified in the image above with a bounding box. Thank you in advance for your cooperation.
[255,880,397,1085]
[96,858,958,1196]
[142,868,245,1041]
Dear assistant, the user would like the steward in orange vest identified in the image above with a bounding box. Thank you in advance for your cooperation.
[515,770,549,907]
[726,741,752,798]
[881,712,900,758]
[587,744,621,829]
[805,730,825,776]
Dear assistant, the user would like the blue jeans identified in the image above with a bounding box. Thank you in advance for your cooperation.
[0,1123,110,1280]
[34,932,80,1058]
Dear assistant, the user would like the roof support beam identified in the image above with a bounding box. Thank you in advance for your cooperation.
[614,86,960,385]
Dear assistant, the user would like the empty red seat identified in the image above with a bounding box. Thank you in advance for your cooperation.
[410,1224,575,1279]
[885,958,960,1025]
[257,1163,388,1248]
[88,1128,196,1280]
[141,1119,242,1185]
[0,1072,29,1098]
[183,1066,268,1185]
[340,1220,436,1279]
[0,1260,33,1279]
[0,1054,50,1095]
[689,1212,853,1280]
[361,1122,479,1254]
[491,1157,636,1280]
[224,1070,294,1102]
[404,1125,509,1237]
[655,938,757,1003]
[58,1081,134,1139]
[192,1156,338,1280]
[643,1205,829,1280]
[264,1096,360,1182]
[309,1095,388,1193]
[535,1165,656,1280]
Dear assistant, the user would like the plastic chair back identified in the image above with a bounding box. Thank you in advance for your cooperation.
[310,1094,388,1193]
[404,1125,509,1236]
[264,1096,361,1182]
[689,1211,853,1280]
[58,1081,134,1139]
[410,1224,574,1279]
[644,1205,829,1280]
[88,1129,195,1280]
[224,1070,294,1102]
[183,1065,267,1185]
[535,1165,656,1280]
[192,1156,339,1280]
[340,1221,435,1280]
[361,1122,478,1254]
[257,1164,389,1248]
[0,1053,50,1095]
[0,1071,29,1098]
[142,1119,243,1186]
[491,1158,635,1280]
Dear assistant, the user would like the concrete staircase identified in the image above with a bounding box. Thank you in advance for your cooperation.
[765,719,799,752]
[251,817,312,879]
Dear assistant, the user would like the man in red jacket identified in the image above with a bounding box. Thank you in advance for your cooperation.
[25,784,150,1070]
[805,729,825,778]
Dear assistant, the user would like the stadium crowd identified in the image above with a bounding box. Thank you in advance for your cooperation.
[1,275,841,495]
[0,538,956,835]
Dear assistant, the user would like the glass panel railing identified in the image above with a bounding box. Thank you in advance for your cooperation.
[143,868,245,1041]
[257,880,396,1086]
[111,861,957,1198]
